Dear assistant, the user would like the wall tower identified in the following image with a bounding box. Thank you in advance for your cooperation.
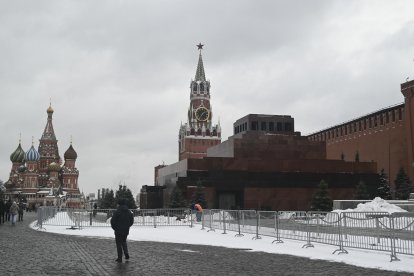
[178,44,221,160]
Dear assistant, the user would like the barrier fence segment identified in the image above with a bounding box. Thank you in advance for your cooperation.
[276,211,309,244]
[340,212,392,254]
[307,212,345,254]
[36,207,414,261]
[390,212,414,261]
[235,210,244,237]
[38,207,192,228]
[272,211,283,244]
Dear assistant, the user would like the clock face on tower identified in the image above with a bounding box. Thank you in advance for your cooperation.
[195,107,209,121]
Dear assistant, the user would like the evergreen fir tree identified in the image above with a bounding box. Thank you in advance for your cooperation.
[100,189,116,209]
[192,180,208,208]
[377,169,392,199]
[310,180,332,211]
[355,151,360,162]
[394,167,412,200]
[169,186,187,208]
[115,184,137,209]
[354,180,370,200]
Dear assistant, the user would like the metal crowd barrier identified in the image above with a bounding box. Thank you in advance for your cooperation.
[201,209,414,261]
[38,207,192,229]
[37,207,414,261]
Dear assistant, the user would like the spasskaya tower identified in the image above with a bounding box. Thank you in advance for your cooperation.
[178,43,221,160]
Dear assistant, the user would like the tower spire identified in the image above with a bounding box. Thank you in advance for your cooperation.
[42,103,56,140]
[195,43,206,82]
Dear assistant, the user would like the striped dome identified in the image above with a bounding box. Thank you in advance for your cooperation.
[25,145,40,161]
[48,162,61,172]
[10,143,25,163]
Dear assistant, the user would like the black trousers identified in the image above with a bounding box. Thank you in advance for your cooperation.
[115,234,129,260]
[0,212,4,224]
[18,212,23,221]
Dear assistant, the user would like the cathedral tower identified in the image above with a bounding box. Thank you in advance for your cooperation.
[178,44,221,160]
[62,141,79,191]
[24,139,40,189]
[38,103,60,186]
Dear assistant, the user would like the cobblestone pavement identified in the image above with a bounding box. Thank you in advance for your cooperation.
[0,212,413,276]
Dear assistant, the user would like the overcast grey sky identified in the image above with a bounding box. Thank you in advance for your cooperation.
[1,0,414,197]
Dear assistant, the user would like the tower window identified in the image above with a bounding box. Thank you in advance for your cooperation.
[193,84,197,92]
[398,108,402,120]
[285,122,292,131]
[269,122,274,131]
[200,83,204,92]
[251,121,258,130]
[261,122,267,131]
[276,122,282,131]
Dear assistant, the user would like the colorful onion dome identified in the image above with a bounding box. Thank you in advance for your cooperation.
[25,145,40,161]
[48,162,61,172]
[64,144,78,160]
[10,143,25,163]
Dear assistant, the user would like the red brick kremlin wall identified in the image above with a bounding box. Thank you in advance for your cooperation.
[308,80,414,191]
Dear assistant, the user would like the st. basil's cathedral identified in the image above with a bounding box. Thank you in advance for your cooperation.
[4,104,82,208]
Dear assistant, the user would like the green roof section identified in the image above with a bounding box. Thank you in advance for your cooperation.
[195,53,206,82]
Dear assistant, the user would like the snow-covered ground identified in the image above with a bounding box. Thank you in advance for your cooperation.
[31,198,414,273]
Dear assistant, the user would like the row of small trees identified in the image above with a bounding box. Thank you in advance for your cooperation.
[99,185,137,209]
[169,183,207,209]
[311,167,413,211]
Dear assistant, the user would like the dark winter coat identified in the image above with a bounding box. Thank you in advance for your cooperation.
[5,201,12,213]
[110,204,134,236]
[0,200,4,214]
[18,202,24,214]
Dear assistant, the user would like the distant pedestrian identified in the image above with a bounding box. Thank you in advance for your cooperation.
[0,199,5,224]
[5,199,12,221]
[10,201,19,225]
[93,203,97,217]
[110,198,134,263]
[18,201,24,221]
[194,203,203,222]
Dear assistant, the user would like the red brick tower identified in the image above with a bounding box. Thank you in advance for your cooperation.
[401,79,414,182]
[62,141,79,192]
[38,103,61,186]
[178,44,221,160]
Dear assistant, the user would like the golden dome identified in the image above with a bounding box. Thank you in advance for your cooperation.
[47,104,54,113]
[48,162,61,172]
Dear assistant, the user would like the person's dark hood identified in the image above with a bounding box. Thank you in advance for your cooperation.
[118,204,129,211]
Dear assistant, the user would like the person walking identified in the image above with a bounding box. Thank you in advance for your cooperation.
[5,199,12,221]
[9,201,19,225]
[18,201,24,222]
[0,199,5,224]
[194,203,203,222]
[110,198,134,263]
